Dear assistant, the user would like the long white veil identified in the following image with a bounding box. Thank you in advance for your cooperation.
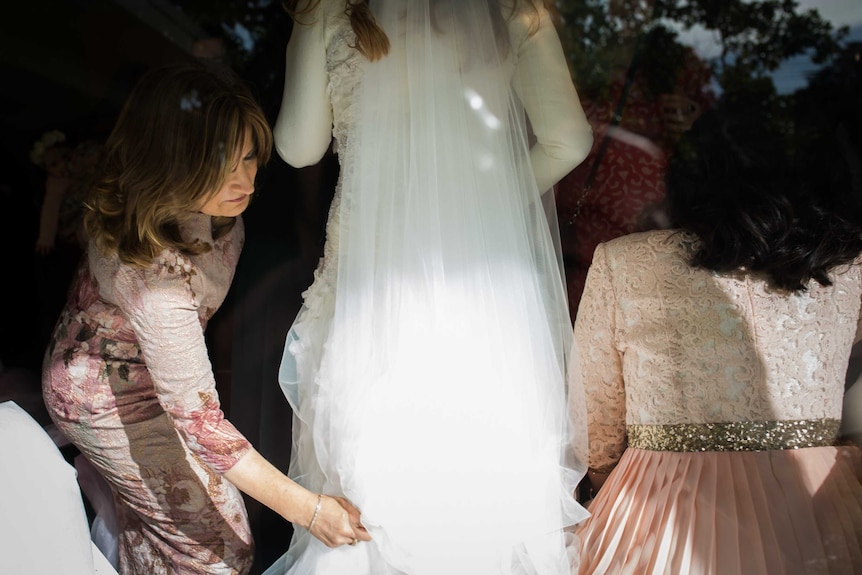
[274,1,588,573]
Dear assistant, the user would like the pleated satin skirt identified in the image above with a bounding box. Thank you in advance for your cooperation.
[576,446,862,574]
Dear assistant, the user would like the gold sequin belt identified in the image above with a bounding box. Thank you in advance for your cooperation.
[627,419,840,452]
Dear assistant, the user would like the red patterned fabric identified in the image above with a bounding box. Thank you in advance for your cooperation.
[558,52,715,319]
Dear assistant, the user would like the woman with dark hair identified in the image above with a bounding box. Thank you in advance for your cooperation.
[572,104,862,573]
[42,61,369,575]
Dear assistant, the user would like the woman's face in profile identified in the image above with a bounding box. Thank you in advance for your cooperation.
[198,135,258,218]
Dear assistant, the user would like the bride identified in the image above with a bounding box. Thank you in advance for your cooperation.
[266,1,594,573]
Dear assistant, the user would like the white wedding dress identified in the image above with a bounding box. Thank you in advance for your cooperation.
[266,1,593,573]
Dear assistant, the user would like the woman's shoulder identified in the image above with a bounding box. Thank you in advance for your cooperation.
[592,231,700,298]
[302,0,352,52]
[294,0,340,14]
[304,0,349,30]
[289,0,345,33]
[600,229,693,261]
[827,253,862,287]
[505,0,549,48]
[93,247,193,302]
[592,230,697,284]
[312,0,342,19]
[92,247,199,317]
[85,242,184,311]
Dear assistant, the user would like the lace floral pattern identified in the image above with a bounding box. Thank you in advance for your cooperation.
[574,229,862,470]
[291,11,364,345]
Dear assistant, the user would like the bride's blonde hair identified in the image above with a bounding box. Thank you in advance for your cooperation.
[283,0,542,61]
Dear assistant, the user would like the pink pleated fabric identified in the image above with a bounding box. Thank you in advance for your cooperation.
[577,446,862,574]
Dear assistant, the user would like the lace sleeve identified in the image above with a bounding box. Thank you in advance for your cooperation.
[273,1,333,167]
[856,296,862,344]
[510,4,592,193]
[574,242,627,471]
[114,256,251,474]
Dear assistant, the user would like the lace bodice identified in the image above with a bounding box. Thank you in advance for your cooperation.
[274,0,593,283]
[575,229,862,469]
[319,10,362,274]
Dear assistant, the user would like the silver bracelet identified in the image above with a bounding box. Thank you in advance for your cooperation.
[307,493,323,532]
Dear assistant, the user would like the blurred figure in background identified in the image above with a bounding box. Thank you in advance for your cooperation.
[557,24,715,319]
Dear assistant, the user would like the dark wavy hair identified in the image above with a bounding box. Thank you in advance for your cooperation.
[85,60,272,268]
[666,102,862,292]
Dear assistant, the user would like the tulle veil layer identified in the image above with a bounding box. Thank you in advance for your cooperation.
[271,1,588,573]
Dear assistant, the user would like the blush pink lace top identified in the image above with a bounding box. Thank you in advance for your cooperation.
[575,229,862,471]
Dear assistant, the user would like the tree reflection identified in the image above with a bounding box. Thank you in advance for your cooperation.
[169,0,292,112]
[551,0,854,320]
[554,0,848,100]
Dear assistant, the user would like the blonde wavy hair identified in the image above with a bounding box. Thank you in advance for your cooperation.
[284,0,542,61]
[85,61,273,268]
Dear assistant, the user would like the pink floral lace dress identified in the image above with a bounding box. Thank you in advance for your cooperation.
[43,213,254,575]
[574,229,862,574]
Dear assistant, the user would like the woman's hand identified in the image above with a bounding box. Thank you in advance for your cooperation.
[222,449,373,548]
[34,236,56,255]
[308,495,372,547]
[331,495,371,543]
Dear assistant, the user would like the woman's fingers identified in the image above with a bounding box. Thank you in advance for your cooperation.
[331,495,373,541]
[311,495,364,548]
